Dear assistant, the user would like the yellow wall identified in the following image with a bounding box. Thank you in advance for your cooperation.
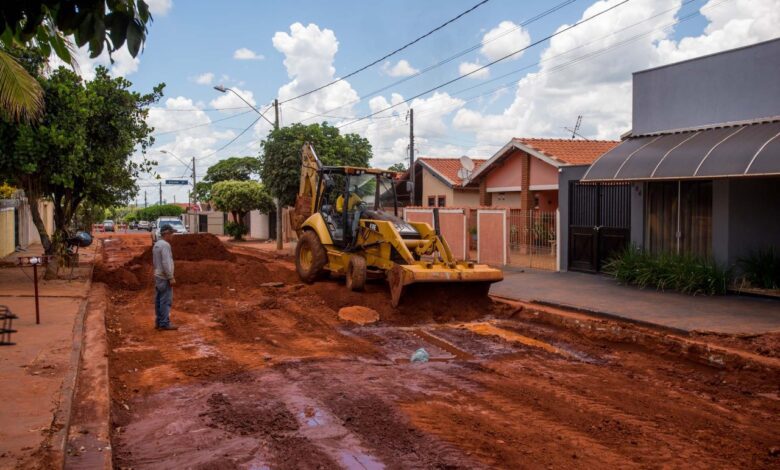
[421,169,480,207]
[0,208,14,258]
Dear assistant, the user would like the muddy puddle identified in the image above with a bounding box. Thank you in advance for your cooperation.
[97,234,780,469]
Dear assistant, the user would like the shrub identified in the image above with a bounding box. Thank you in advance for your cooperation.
[224,221,248,240]
[738,248,780,289]
[603,247,730,295]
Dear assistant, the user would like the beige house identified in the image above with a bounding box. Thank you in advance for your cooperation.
[414,157,486,207]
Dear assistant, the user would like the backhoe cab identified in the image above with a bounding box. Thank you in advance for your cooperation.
[292,143,502,307]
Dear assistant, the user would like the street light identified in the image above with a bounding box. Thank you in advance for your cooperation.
[213,85,283,250]
[213,85,275,127]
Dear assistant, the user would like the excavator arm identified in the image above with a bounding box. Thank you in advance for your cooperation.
[292,143,323,232]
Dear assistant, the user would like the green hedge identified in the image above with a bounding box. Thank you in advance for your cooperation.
[603,247,730,296]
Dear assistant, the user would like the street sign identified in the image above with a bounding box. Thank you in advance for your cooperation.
[165,179,189,185]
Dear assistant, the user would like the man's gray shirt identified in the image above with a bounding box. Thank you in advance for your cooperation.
[153,239,175,280]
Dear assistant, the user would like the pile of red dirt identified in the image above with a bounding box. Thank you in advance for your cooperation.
[132,233,235,264]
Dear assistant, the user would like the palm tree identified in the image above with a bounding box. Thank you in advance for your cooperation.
[0,49,44,122]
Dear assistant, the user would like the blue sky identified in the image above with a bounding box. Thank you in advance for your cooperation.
[85,0,778,204]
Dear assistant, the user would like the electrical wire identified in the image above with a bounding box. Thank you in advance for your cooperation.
[338,0,630,129]
[279,0,493,104]
[296,0,579,124]
[153,109,255,136]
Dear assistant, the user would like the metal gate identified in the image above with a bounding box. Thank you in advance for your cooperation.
[568,182,631,272]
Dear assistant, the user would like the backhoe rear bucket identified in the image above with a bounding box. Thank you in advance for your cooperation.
[386,262,503,308]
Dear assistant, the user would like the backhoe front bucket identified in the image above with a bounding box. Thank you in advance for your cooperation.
[387,262,503,307]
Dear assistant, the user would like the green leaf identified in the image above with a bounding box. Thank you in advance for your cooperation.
[125,20,143,57]
[0,50,44,123]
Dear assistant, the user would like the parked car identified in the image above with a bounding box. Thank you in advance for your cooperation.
[137,220,151,231]
[129,221,138,230]
[152,217,187,241]
[102,219,115,232]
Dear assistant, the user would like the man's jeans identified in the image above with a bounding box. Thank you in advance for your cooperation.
[154,277,173,328]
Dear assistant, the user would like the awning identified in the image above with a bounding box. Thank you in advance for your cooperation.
[582,120,780,181]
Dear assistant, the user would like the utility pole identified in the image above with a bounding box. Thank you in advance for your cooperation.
[159,182,162,205]
[144,191,147,208]
[274,98,283,250]
[408,108,415,206]
[191,156,197,210]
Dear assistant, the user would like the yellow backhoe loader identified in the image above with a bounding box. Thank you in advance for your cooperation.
[291,143,503,307]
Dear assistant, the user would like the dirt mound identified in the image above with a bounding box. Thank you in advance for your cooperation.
[310,280,514,325]
[338,306,380,325]
[133,233,235,264]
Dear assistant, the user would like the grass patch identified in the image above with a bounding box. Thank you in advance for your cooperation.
[603,247,730,295]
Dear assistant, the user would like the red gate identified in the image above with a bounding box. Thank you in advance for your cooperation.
[404,208,468,260]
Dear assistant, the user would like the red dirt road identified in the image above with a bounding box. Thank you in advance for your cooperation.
[97,233,780,469]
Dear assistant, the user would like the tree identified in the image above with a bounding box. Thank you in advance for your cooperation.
[0,65,163,276]
[259,122,372,206]
[0,1,153,122]
[210,180,274,240]
[195,156,260,203]
[388,162,407,172]
[135,204,183,221]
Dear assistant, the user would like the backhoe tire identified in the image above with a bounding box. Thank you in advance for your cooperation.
[295,230,328,284]
[346,256,367,291]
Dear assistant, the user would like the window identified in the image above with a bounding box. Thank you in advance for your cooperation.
[645,181,712,257]
[437,195,446,207]
[427,196,435,207]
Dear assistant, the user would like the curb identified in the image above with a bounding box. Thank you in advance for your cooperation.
[491,296,780,374]
[48,254,95,468]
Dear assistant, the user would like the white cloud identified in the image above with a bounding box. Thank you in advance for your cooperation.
[357,91,466,168]
[145,0,173,16]
[233,48,264,61]
[453,0,780,144]
[272,22,359,124]
[146,96,247,184]
[458,61,490,79]
[382,59,419,77]
[480,20,531,61]
[194,72,214,85]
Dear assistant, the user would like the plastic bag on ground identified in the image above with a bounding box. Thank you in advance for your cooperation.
[410,348,429,363]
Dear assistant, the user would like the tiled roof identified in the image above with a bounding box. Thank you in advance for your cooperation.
[512,138,620,165]
[418,157,486,186]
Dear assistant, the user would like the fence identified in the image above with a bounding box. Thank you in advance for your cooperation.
[507,209,558,270]
[403,208,468,260]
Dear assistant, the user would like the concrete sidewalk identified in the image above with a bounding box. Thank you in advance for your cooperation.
[491,268,780,334]
[0,243,96,468]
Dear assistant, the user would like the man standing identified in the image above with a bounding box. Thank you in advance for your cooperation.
[153,224,178,330]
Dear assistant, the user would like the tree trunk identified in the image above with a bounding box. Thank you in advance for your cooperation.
[28,195,52,253]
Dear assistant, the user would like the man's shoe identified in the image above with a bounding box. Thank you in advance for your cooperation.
[158,324,179,330]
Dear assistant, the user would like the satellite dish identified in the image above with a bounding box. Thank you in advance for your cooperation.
[457,168,470,180]
[460,155,475,171]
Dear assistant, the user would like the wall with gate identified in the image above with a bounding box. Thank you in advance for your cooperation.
[404,208,468,260]
[476,209,507,266]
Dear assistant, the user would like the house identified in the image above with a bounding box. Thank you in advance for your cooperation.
[413,157,486,207]
[580,38,780,270]
[468,138,620,211]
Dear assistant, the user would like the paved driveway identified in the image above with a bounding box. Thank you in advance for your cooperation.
[491,268,780,334]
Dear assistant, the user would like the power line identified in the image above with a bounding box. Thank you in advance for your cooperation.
[154,105,252,112]
[338,0,630,129]
[279,0,493,105]
[357,0,715,157]
[153,109,255,136]
[296,0,579,125]
[196,115,263,163]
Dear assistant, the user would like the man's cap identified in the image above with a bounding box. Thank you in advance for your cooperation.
[160,224,175,234]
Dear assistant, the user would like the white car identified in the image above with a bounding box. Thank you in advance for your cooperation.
[152,217,188,241]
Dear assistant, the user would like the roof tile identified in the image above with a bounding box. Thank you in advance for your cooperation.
[513,138,620,165]
[418,157,486,186]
